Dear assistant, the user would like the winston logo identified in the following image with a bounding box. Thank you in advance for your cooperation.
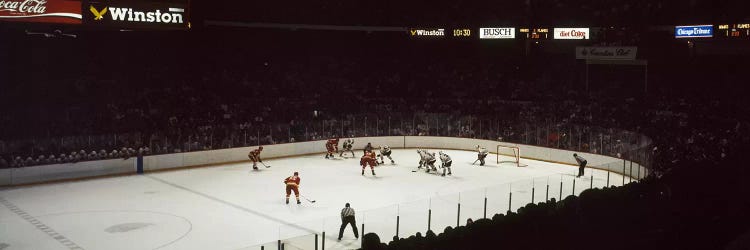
[89,6,107,20]
[409,28,445,36]
[88,4,185,24]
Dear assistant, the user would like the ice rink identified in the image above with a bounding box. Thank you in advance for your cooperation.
[0,149,627,250]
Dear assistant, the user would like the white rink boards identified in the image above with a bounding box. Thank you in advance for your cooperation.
[0,149,627,250]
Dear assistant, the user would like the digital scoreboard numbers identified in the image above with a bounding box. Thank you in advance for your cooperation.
[451,28,472,38]
[519,28,550,39]
[717,24,750,38]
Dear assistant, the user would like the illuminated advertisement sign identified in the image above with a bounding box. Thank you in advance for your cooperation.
[409,28,445,37]
[479,27,515,39]
[675,25,713,38]
[554,28,590,39]
[84,0,189,29]
[0,0,82,24]
[576,47,637,60]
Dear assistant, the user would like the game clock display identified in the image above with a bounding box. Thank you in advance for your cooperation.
[451,28,472,37]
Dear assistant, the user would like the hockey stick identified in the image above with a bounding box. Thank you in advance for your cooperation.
[300,195,316,203]
[259,161,271,168]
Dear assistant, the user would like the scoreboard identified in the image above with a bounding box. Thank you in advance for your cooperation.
[717,24,750,38]
[519,28,550,39]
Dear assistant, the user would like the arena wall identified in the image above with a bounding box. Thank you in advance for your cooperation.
[0,169,10,186]
[1,158,135,186]
[0,136,646,186]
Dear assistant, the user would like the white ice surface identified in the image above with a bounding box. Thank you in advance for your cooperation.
[0,149,627,250]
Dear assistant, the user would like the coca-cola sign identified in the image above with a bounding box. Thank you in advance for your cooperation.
[576,47,638,60]
[554,28,590,39]
[0,0,81,24]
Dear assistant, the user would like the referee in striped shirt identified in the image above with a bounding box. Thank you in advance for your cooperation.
[338,203,359,240]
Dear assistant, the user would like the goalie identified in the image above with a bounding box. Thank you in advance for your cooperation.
[474,145,489,166]
[377,145,394,164]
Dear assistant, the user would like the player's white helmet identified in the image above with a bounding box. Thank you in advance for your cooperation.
[439,151,444,155]
[475,145,480,149]
[384,145,390,150]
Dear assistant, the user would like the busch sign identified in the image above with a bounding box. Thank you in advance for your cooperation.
[554,28,590,39]
[0,0,81,24]
[576,47,638,60]
[479,27,515,39]
[675,25,713,38]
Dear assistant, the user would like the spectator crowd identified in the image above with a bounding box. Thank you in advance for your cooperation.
[0,29,748,180]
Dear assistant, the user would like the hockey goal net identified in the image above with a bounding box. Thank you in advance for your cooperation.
[497,145,522,167]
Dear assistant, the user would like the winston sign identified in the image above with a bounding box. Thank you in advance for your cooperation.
[84,0,189,29]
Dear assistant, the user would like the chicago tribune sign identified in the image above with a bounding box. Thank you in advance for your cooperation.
[576,47,637,60]
[553,28,590,39]
[0,0,82,24]
[675,25,713,38]
[479,27,515,39]
[84,0,189,29]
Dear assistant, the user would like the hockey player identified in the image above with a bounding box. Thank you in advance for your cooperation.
[474,145,489,166]
[439,151,452,176]
[284,172,301,204]
[416,149,426,169]
[325,138,340,159]
[377,145,394,164]
[248,146,263,170]
[363,142,374,154]
[340,138,355,157]
[361,150,378,175]
[424,150,437,173]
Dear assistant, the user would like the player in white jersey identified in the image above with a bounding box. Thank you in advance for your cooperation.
[422,151,438,173]
[340,138,355,157]
[438,151,452,176]
[416,149,426,169]
[377,145,394,164]
[474,145,489,166]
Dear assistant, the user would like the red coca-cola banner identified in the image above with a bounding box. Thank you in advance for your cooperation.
[0,0,82,24]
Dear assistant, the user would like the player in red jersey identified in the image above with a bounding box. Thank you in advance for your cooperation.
[325,138,340,159]
[284,172,301,204]
[360,150,378,176]
[248,146,263,170]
